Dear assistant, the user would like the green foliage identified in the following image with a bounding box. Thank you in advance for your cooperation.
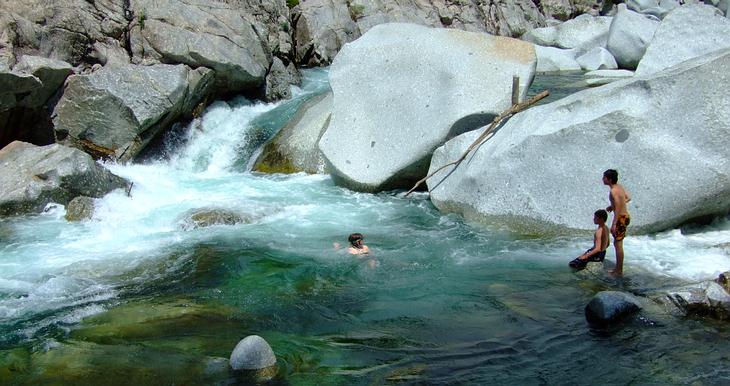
[349,4,365,21]
[138,8,146,29]
[286,0,299,8]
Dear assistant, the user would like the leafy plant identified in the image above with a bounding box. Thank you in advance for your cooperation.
[286,0,299,8]
[138,8,146,29]
[349,4,365,21]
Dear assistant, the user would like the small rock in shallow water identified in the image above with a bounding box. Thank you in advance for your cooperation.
[229,335,276,371]
[585,291,642,324]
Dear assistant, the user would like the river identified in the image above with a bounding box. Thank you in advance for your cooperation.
[1,69,729,384]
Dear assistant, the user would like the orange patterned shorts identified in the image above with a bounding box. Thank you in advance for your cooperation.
[614,214,630,241]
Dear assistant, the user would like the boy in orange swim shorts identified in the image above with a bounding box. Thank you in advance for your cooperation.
[603,169,631,276]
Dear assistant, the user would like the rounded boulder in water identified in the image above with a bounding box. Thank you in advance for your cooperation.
[229,335,276,371]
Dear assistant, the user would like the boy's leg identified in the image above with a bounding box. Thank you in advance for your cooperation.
[612,239,624,275]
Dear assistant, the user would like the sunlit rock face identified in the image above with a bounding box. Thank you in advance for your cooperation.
[635,4,730,76]
[129,0,272,95]
[319,23,536,192]
[428,48,730,235]
[292,0,546,67]
[52,63,213,162]
[605,4,660,70]
[522,14,613,55]
[254,91,332,174]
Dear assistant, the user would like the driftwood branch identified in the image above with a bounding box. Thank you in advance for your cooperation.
[404,90,549,197]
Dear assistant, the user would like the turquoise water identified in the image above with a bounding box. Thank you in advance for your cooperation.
[1,70,730,384]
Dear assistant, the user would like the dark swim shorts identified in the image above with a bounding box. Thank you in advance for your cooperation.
[614,214,630,241]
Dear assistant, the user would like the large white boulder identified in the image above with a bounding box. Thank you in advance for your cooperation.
[635,4,730,76]
[606,5,660,70]
[535,45,581,72]
[319,23,536,192]
[427,48,730,235]
[522,14,613,54]
[576,47,618,70]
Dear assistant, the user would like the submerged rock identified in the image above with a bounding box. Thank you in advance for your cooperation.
[0,141,129,216]
[230,335,277,371]
[319,23,536,192]
[53,63,213,161]
[179,209,249,230]
[635,4,730,76]
[428,48,730,234]
[585,291,642,324]
[253,91,332,174]
[65,196,95,222]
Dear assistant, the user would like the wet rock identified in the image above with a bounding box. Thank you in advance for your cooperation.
[717,271,730,292]
[585,291,642,324]
[179,209,249,230]
[0,141,129,216]
[65,196,95,222]
[655,281,730,320]
[253,91,331,174]
[428,48,730,234]
[635,4,730,76]
[606,5,660,70]
[230,335,277,371]
[52,63,213,161]
[574,261,606,278]
[319,23,536,192]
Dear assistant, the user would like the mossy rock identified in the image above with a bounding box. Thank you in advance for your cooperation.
[70,298,243,345]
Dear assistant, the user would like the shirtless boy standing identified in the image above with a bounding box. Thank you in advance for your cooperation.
[603,169,631,276]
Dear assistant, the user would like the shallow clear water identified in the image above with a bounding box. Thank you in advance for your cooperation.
[1,70,730,385]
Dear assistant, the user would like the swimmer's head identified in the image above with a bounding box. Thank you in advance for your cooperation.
[603,169,618,184]
[594,209,608,223]
[348,233,364,246]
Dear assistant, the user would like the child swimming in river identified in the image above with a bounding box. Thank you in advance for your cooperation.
[569,210,610,270]
[334,233,377,268]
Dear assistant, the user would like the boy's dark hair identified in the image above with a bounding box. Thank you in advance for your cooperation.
[603,169,618,184]
[348,233,364,244]
[594,209,608,222]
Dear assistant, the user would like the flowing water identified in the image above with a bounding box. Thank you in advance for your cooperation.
[1,70,730,385]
